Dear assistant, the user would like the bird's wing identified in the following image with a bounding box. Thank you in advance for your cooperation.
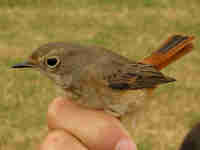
[104,63,175,90]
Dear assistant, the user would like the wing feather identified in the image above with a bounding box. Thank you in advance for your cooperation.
[106,63,175,90]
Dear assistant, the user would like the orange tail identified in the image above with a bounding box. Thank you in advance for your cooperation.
[141,34,195,71]
[141,34,195,96]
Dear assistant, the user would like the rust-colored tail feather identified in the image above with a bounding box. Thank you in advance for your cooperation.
[141,34,195,96]
[141,34,195,71]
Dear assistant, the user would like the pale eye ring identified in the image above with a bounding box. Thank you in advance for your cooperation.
[45,56,60,68]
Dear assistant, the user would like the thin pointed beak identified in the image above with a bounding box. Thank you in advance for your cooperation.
[11,61,34,69]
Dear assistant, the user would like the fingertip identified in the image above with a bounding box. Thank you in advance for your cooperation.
[115,138,137,150]
[47,97,73,129]
[49,97,71,108]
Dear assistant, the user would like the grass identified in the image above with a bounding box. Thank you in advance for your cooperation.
[0,0,200,150]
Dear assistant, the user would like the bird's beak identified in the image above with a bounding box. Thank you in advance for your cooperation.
[11,61,35,69]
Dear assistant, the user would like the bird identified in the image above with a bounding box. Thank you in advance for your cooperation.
[12,34,194,117]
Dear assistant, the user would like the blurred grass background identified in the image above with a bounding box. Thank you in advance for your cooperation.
[0,0,200,150]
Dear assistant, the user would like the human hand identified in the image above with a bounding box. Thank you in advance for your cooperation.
[39,97,137,150]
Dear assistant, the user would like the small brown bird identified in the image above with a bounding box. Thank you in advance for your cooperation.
[12,34,194,117]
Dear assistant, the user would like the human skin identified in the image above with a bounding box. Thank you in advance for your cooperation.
[39,97,137,150]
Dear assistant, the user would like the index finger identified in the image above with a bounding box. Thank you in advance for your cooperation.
[47,97,137,150]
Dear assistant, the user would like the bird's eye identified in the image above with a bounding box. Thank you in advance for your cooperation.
[46,56,60,68]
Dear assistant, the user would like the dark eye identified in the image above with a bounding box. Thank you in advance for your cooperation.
[46,56,60,68]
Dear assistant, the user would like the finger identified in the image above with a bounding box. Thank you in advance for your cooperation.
[39,130,88,150]
[47,97,137,150]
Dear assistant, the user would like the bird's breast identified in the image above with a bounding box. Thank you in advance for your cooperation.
[66,82,146,116]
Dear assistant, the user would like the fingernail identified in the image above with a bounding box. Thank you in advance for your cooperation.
[116,138,137,150]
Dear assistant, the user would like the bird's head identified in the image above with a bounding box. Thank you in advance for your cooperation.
[11,42,84,88]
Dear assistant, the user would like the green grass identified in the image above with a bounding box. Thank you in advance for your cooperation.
[0,0,200,150]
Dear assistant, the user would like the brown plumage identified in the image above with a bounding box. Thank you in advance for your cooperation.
[106,63,175,90]
[12,34,194,117]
